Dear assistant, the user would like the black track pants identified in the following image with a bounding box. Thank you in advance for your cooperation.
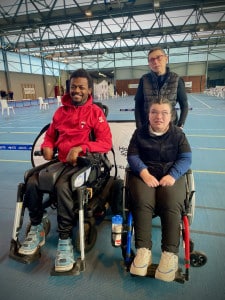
[25,163,78,239]
[127,172,186,253]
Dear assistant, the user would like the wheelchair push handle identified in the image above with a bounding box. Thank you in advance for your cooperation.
[34,148,58,159]
[34,150,43,156]
[34,150,92,168]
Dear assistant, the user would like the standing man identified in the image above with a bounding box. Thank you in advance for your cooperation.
[135,47,188,128]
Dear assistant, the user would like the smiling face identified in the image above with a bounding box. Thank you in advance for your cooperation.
[69,77,92,105]
[148,49,168,75]
[149,102,172,133]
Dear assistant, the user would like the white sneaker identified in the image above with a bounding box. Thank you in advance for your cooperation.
[130,248,152,276]
[155,251,178,282]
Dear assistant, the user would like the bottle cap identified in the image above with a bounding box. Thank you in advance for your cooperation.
[112,214,123,224]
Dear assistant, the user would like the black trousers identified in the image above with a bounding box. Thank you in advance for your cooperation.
[24,163,79,239]
[127,172,186,254]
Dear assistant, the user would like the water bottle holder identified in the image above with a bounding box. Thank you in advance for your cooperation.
[111,231,122,247]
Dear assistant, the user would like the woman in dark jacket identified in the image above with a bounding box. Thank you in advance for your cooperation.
[127,97,192,282]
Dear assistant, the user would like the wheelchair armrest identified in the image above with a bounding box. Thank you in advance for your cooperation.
[77,156,92,167]
[186,169,193,175]
[71,165,92,190]
[24,158,59,182]
[71,153,111,191]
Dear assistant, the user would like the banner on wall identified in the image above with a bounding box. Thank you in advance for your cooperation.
[23,87,35,95]
[21,84,36,99]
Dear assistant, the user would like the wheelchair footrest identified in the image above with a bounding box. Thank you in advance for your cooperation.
[50,258,86,276]
[9,240,41,264]
[129,263,186,283]
[146,264,185,283]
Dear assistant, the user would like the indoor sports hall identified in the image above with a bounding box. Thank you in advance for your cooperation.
[0,92,225,300]
[1,1,225,299]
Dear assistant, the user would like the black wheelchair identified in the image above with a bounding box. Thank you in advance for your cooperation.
[9,103,121,275]
[113,167,207,283]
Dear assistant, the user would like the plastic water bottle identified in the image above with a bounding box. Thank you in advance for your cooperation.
[111,215,123,247]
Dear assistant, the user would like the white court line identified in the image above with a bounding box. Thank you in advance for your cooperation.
[0,126,42,129]
[192,147,225,151]
[0,159,30,163]
[187,134,225,138]
[193,169,225,175]
[190,94,212,108]
[0,131,38,134]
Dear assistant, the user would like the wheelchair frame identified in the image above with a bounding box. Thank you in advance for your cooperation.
[118,168,207,283]
[9,152,114,274]
[9,102,119,275]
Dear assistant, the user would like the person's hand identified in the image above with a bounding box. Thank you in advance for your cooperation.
[140,169,159,187]
[159,174,175,186]
[66,146,82,166]
[42,147,54,160]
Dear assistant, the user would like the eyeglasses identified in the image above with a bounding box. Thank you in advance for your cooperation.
[148,54,165,64]
[150,110,171,117]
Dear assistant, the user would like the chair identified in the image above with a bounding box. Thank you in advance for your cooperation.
[0,99,15,116]
[9,103,120,276]
[57,95,62,106]
[116,167,207,283]
[38,97,49,110]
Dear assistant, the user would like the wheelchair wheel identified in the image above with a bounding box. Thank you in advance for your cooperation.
[190,251,207,267]
[190,239,194,253]
[186,170,196,225]
[110,178,124,215]
[75,222,97,253]
[31,124,50,167]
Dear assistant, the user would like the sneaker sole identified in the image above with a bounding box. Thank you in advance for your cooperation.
[155,268,177,282]
[130,261,152,277]
[18,238,45,255]
[55,263,74,272]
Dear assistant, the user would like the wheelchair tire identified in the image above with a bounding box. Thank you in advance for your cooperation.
[186,170,196,226]
[110,178,124,215]
[75,223,97,253]
[190,251,207,267]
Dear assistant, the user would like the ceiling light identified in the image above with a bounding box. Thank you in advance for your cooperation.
[154,0,160,8]
[85,10,92,17]
[99,72,107,77]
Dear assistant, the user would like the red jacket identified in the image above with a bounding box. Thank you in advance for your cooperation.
[41,94,112,162]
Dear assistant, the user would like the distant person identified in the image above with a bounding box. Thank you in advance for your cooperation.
[0,90,7,99]
[135,47,188,129]
[8,91,14,100]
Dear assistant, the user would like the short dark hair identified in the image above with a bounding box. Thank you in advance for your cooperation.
[149,98,172,111]
[148,47,167,57]
[70,68,93,89]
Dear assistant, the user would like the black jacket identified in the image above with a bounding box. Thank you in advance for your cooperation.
[127,123,192,180]
[135,67,188,128]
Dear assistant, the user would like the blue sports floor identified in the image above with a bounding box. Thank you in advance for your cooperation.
[0,94,225,300]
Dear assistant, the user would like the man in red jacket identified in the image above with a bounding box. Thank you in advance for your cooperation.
[18,69,112,272]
